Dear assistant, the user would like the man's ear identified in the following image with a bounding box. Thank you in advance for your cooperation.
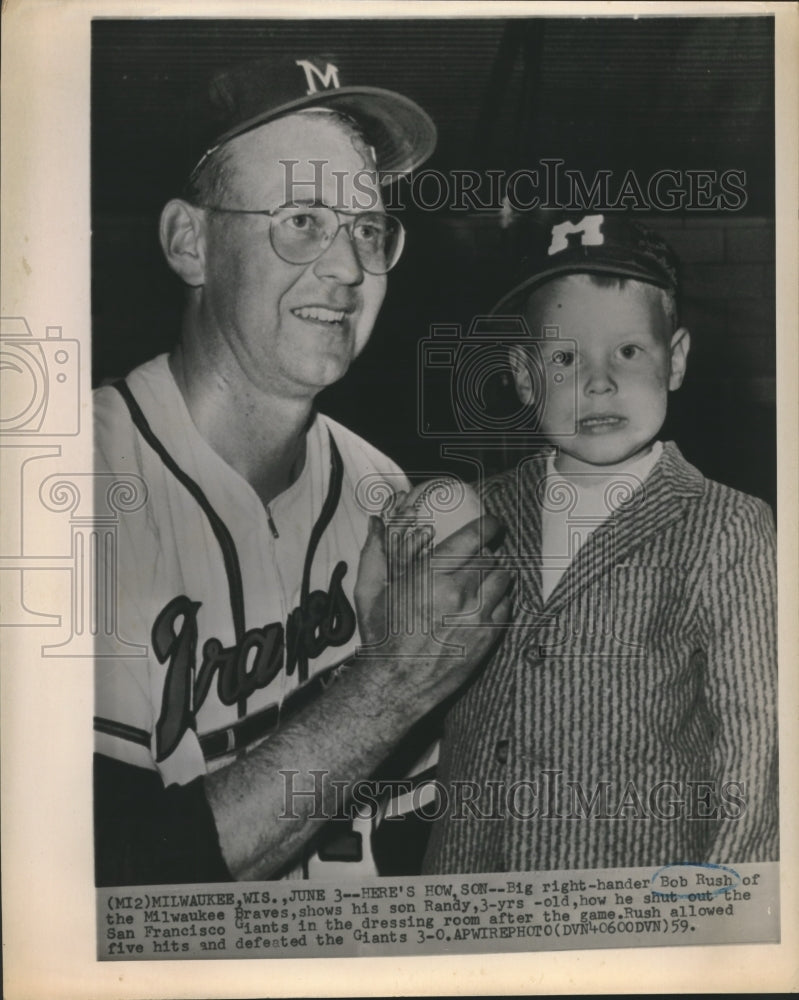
[509,344,534,404]
[668,326,691,390]
[159,199,206,287]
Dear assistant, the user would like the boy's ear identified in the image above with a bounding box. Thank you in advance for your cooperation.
[159,199,207,287]
[668,327,691,390]
[509,344,534,404]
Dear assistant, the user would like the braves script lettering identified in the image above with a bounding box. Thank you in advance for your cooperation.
[152,561,356,760]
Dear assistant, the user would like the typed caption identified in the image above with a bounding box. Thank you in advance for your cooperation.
[98,861,778,960]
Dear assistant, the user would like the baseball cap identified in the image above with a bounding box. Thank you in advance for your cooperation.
[492,212,680,314]
[187,54,437,186]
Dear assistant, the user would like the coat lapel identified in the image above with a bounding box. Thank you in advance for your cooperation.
[543,442,705,616]
[509,452,547,615]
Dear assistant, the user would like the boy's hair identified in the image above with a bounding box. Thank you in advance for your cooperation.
[580,273,680,333]
[522,272,679,343]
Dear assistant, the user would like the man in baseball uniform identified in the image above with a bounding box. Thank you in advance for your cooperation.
[93,54,511,885]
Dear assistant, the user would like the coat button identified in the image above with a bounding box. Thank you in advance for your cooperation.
[494,738,509,765]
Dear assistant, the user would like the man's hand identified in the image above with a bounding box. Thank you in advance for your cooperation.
[354,509,512,716]
[207,508,511,881]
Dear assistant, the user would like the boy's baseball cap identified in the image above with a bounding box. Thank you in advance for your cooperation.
[187,53,437,186]
[492,212,680,314]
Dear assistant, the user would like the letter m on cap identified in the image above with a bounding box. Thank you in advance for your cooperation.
[548,214,605,256]
[296,59,340,95]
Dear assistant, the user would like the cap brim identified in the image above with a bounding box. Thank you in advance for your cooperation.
[206,85,436,183]
[492,259,674,315]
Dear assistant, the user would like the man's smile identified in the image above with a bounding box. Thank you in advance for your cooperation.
[291,305,351,325]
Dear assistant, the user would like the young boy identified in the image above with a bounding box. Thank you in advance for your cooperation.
[424,213,778,873]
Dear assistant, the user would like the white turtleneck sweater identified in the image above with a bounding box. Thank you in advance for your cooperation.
[540,441,663,602]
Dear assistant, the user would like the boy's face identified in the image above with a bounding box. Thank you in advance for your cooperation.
[514,274,690,472]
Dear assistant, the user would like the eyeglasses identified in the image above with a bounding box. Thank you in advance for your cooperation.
[199,203,405,275]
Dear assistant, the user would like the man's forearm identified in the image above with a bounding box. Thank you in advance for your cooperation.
[204,656,424,879]
[206,515,510,879]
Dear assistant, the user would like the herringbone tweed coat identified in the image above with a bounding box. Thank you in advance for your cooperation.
[424,442,778,873]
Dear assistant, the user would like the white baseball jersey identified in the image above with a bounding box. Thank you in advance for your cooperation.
[94,354,409,879]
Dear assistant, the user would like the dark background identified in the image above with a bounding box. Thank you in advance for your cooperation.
[92,16,776,511]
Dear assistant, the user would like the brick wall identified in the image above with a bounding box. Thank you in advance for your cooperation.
[646,216,775,407]
[642,216,776,509]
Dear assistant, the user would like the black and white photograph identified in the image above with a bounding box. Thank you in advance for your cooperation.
[2,2,797,997]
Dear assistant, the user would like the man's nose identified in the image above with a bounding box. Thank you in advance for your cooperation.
[313,225,364,285]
